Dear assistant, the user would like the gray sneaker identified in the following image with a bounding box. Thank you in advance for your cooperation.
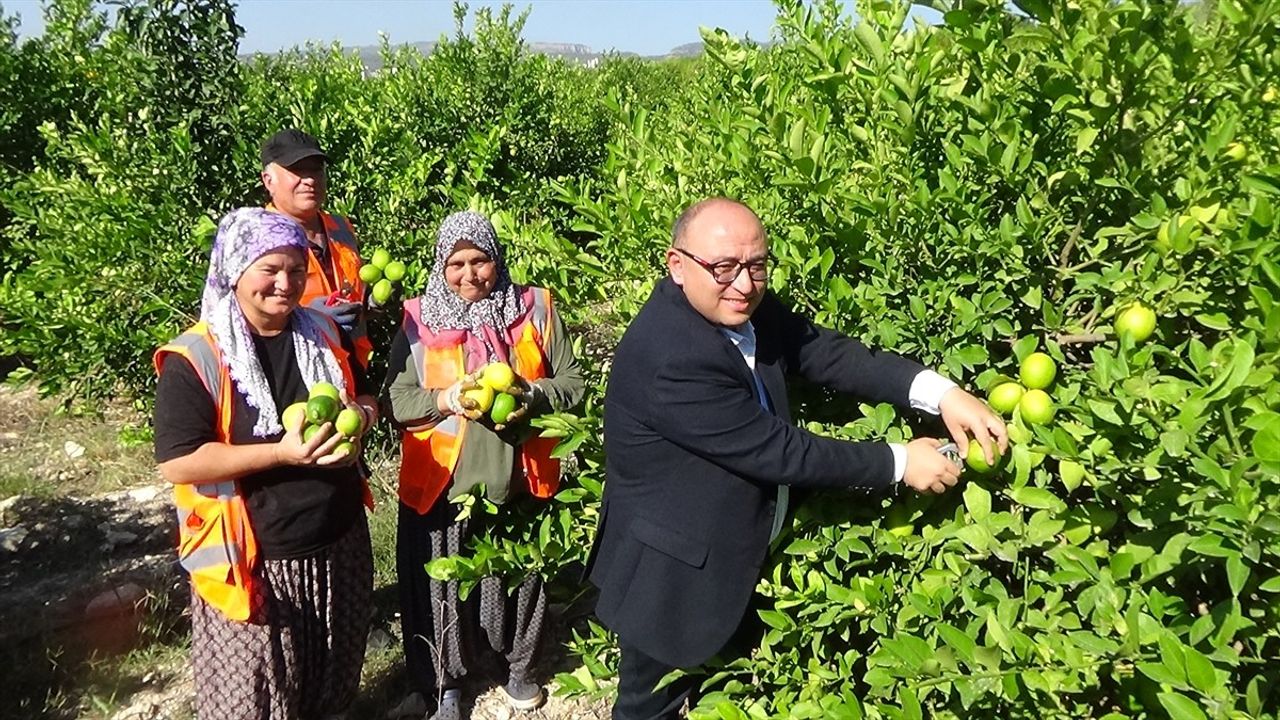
[385,692,427,719]
[426,689,462,720]
[502,676,545,711]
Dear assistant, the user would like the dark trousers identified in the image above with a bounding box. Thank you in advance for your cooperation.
[612,597,765,720]
[613,640,699,720]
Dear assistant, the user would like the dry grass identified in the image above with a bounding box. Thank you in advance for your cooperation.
[0,384,159,499]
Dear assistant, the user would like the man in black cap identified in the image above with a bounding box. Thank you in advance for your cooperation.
[261,128,373,366]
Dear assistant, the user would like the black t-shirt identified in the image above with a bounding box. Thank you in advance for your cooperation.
[153,325,374,560]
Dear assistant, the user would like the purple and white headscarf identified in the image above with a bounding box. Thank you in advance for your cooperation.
[419,211,526,360]
[202,207,345,437]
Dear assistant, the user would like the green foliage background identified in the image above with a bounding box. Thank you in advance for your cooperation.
[2,0,1279,718]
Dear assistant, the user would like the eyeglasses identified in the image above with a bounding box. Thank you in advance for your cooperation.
[674,248,770,285]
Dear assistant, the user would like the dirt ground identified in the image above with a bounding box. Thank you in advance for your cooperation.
[0,385,615,720]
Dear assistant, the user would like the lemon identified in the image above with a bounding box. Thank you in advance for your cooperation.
[1019,389,1055,425]
[383,260,406,283]
[1019,352,1056,390]
[309,382,341,402]
[358,263,382,284]
[372,279,394,305]
[1115,302,1156,343]
[463,385,495,413]
[281,401,308,432]
[370,248,391,269]
[334,408,363,437]
[988,382,1024,415]
[965,439,1001,474]
[306,395,339,425]
[479,362,515,391]
[490,392,517,424]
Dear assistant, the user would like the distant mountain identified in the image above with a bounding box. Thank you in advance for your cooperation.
[240,39,701,69]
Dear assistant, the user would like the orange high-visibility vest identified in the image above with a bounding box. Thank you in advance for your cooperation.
[397,287,562,515]
[153,309,371,621]
[267,205,372,368]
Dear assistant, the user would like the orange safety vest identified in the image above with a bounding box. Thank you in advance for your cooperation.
[267,205,373,368]
[397,287,562,515]
[153,310,372,621]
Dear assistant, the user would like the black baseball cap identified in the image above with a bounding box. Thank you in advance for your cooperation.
[260,129,327,168]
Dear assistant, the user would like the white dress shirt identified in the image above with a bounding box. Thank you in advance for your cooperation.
[719,321,956,494]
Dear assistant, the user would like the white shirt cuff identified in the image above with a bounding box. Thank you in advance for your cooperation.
[909,370,959,415]
[890,443,907,484]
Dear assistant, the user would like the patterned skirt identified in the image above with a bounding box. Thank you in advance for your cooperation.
[397,499,547,695]
[190,515,373,720]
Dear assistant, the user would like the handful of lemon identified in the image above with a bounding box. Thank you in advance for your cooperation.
[359,248,408,305]
[281,381,366,460]
[466,362,524,425]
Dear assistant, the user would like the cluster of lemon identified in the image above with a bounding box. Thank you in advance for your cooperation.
[462,362,521,424]
[281,382,365,459]
[358,248,407,305]
[960,351,1059,474]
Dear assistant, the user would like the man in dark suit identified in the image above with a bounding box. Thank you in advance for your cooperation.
[585,198,1008,719]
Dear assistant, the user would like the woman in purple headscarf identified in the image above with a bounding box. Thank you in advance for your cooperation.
[153,207,378,720]
[383,211,584,720]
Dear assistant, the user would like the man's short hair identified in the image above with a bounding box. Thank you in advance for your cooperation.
[670,197,762,249]
[260,129,327,169]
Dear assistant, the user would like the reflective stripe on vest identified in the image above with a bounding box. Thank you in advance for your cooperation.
[397,287,562,514]
[153,310,367,621]
[266,206,372,368]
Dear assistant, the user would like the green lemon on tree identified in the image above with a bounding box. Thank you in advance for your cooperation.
[490,392,517,424]
[479,362,515,391]
[383,260,406,283]
[1223,142,1247,162]
[988,382,1025,415]
[309,382,341,402]
[334,408,363,437]
[370,248,391,269]
[281,401,308,432]
[463,385,495,413]
[306,395,340,425]
[965,439,1002,474]
[1155,214,1194,253]
[1019,352,1056,390]
[1019,389,1055,425]
[358,263,383,284]
[372,279,394,305]
[1115,302,1157,343]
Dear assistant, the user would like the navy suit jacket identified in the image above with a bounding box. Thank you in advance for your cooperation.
[586,277,925,667]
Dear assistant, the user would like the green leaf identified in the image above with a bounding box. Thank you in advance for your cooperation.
[1242,173,1280,196]
[1183,646,1218,694]
[936,623,977,664]
[1258,575,1280,592]
[1158,692,1208,720]
[854,22,885,66]
[1226,555,1248,597]
[758,609,794,631]
[964,483,992,520]
[1076,127,1099,154]
[785,539,823,555]
[1008,487,1065,511]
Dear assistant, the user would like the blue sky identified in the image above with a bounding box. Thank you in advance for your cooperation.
[7,1,941,56]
